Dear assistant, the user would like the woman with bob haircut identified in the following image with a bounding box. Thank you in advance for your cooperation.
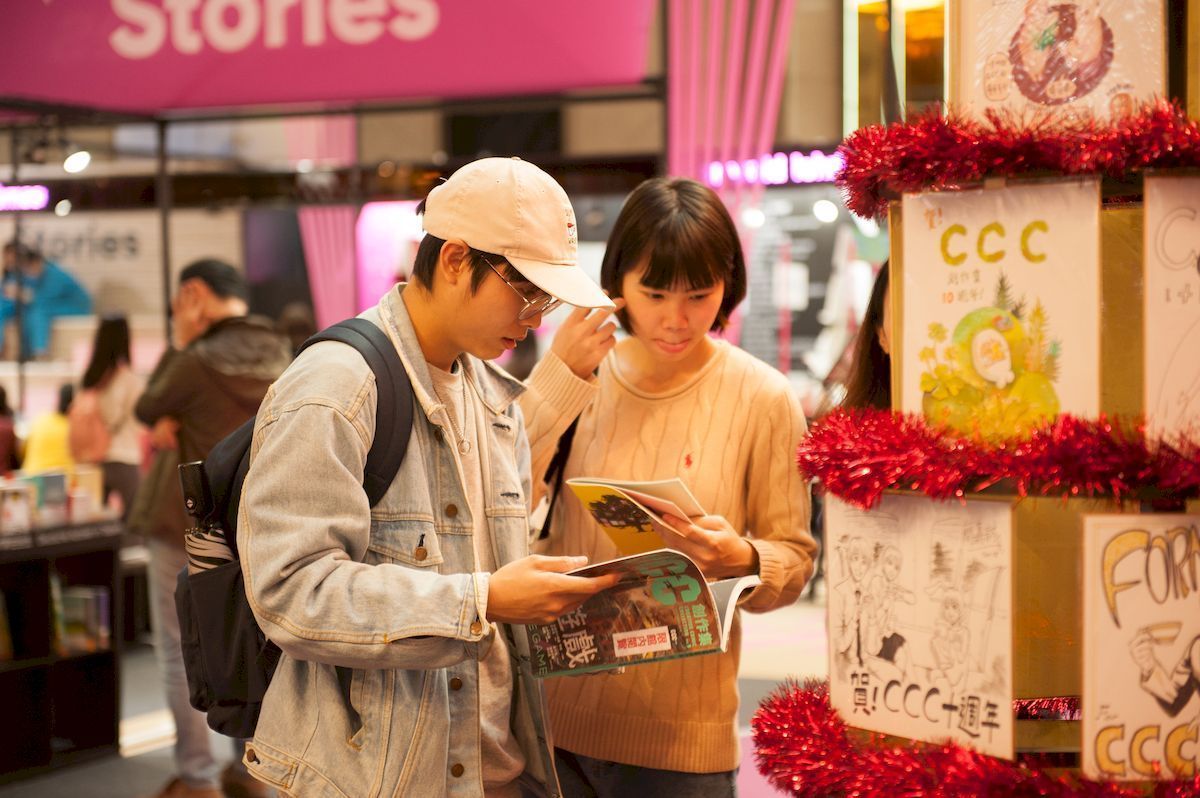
[519,177,816,795]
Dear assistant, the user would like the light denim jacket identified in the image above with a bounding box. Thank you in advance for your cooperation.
[237,285,561,797]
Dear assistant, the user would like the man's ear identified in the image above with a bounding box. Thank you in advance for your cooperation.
[437,240,472,287]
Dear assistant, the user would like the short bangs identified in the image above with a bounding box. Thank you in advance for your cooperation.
[600,178,747,332]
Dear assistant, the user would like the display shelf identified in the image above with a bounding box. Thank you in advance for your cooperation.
[0,520,123,785]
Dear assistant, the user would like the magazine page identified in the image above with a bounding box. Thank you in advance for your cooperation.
[527,549,734,678]
[571,477,706,517]
[566,477,707,556]
[708,575,762,652]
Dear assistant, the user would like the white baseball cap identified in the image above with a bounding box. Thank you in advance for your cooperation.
[421,157,614,309]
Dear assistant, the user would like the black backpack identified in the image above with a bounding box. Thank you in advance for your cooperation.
[173,318,414,738]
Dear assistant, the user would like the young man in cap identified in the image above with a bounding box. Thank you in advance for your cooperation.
[237,157,619,798]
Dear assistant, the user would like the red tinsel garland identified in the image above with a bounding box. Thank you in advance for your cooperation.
[753,680,1200,797]
[836,101,1200,218]
[1014,696,1081,721]
[797,409,1200,509]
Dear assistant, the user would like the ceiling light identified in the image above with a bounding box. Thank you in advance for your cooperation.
[741,207,766,229]
[63,147,91,174]
[812,199,840,224]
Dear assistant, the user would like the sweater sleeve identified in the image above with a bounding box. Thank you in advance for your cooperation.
[740,379,817,613]
[517,351,598,504]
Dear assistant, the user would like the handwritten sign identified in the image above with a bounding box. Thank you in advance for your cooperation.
[825,494,1014,759]
[1082,513,1200,781]
[1143,176,1200,442]
[952,0,1165,124]
[900,180,1101,437]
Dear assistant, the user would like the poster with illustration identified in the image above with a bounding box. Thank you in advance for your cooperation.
[899,180,1100,438]
[1143,176,1200,443]
[825,495,1014,759]
[951,0,1165,123]
[1082,514,1200,781]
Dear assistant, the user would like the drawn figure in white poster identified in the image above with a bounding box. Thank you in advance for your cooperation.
[1129,627,1200,717]
[1009,0,1113,106]
[863,545,916,682]
[833,536,876,672]
[929,592,972,691]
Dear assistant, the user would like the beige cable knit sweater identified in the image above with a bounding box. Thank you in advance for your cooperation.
[520,342,816,773]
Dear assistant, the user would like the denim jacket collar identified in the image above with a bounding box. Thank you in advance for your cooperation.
[378,283,526,419]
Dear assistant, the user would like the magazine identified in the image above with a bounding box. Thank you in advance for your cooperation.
[526,548,760,678]
[566,477,706,555]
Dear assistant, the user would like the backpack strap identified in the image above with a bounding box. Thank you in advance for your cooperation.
[538,417,579,540]
[295,318,414,734]
[298,318,413,507]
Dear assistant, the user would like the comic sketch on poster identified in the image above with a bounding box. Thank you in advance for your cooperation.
[900,180,1101,438]
[952,0,1165,123]
[825,495,1014,759]
[1143,176,1200,443]
[1082,514,1200,781]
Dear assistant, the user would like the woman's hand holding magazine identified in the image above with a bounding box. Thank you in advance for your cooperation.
[658,513,759,580]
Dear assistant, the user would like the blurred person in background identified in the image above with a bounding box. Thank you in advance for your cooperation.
[807,261,891,602]
[132,259,291,798]
[839,261,891,411]
[0,385,20,474]
[77,315,145,519]
[0,241,93,359]
[21,384,74,473]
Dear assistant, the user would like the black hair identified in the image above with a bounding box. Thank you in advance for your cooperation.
[409,199,505,293]
[4,240,40,264]
[599,178,747,333]
[58,383,75,415]
[842,262,892,410]
[179,258,248,302]
[0,386,11,418]
[82,315,131,389]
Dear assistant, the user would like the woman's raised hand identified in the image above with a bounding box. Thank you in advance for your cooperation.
[550,299,625,379]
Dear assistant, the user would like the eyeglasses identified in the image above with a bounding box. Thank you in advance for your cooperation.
[480,255,562,321]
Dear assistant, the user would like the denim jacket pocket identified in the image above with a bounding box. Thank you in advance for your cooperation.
[243,741,297,790]
[368,518,443,567]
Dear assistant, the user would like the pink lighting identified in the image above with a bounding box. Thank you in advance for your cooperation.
[355,201,423,312]
[0,183,50,212]
[705,151,843,188]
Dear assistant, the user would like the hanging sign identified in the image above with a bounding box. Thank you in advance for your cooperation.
[1143,175,1200,443]
[897,179,1101,438]
[950,0,1166,123]
[0,1,655,112]
[1082,513,1200,781]
[825,494,1015,760]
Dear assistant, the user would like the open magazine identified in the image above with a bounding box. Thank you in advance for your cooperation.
[526,548,760,678]
[566,477,706,555]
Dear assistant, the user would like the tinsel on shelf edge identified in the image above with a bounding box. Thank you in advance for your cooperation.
[753,679,1200,798]
[797,409,1200,510]
[836,100,1200,219]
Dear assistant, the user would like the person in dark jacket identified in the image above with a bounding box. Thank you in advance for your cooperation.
[133,259,291,798]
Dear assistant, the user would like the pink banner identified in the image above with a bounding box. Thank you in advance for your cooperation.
[1,1,654,112]
[299,205,358,328]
